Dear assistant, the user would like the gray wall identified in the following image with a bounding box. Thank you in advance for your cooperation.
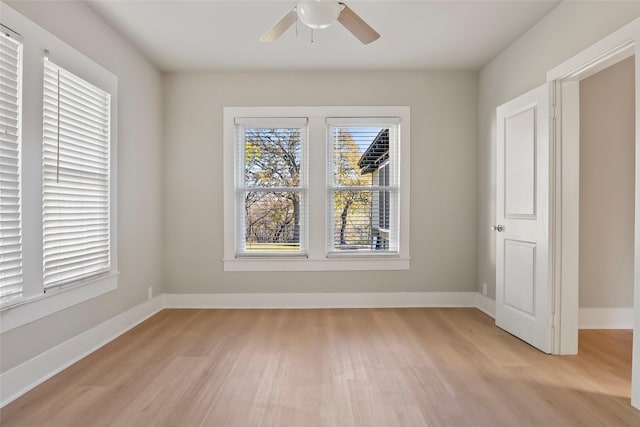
[579,57,635,308]
[0,2,164,373]
[477,1,640,299]
[163,71,478,294]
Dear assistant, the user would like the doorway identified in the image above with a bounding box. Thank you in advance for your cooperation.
[579,57,635,327]
[579,56,635,401]
[547,19,640,408]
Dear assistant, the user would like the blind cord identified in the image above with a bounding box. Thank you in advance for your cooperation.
[56,68,60,183]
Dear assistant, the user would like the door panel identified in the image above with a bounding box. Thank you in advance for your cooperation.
[505,108,537,217]
[504,239,536,315]
[496,84,551,353]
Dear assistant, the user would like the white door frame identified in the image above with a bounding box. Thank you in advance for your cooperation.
[547,17,640,408]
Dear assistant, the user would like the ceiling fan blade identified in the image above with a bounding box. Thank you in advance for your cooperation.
[260,8,297,42]
[337,3,380,45]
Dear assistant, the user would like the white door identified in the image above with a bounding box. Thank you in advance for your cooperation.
[495,84,552,353]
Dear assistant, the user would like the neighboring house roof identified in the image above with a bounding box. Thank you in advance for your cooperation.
[358,129,389,174]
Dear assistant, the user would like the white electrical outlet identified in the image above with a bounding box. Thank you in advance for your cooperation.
[148,287,153,301]
[482,283,487,296]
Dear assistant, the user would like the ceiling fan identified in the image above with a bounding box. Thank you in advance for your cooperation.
[260,0,380,45]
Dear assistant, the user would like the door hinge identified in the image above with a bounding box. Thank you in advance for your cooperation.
[551,105,557,119]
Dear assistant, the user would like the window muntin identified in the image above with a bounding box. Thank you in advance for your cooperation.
[327,121,399,255]
[0,25,23,303]
[235,119,307,256]
[42,59,111,289]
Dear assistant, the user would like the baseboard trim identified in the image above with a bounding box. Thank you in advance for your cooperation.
[475,293,496,318]
[579,308,634,329]
[469,297,631,329]
[163,291,478,309]
[0,295,164,408]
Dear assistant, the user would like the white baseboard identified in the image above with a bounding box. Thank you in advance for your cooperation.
[579,308,634,329]
[1,291,492,408]
[469,297,632,329]
[163,291,477,309]
[475,293,496,318]
[0,295,164,408]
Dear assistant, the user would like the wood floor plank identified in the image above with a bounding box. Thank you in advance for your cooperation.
[1,308,639,426]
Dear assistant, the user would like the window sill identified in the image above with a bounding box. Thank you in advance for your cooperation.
[223,257,410,272]
[0,273,118,333]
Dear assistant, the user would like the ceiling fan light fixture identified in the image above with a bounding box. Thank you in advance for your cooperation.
[297,0,342,30]
[260,1,379,45]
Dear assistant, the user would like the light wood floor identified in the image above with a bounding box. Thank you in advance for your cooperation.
[1,308,638,426]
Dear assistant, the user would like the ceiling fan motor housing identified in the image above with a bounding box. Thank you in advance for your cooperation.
[297,0,342,29]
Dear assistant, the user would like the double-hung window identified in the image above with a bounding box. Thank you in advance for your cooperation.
[235,118,307,256]
[42,58,111,290]
[327,119,399,255]
[0,25,23,304]
[224,107,410,271]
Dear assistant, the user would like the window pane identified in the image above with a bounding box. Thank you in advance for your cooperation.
[244,127,301,188]
[332,127,388,187]
[244,191,302,252]
[330,124,396,253]
[332,189,394,251]
[378,165,390,229]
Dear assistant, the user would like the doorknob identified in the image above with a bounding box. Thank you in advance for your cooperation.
[491,224,504,232]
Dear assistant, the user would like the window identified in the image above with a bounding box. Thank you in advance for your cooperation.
[327,120,398,255]
[0,25,23,304]
[42,58,111,290]
[223,107,410,271]
[0,5,118,331]
[235,118,307,256]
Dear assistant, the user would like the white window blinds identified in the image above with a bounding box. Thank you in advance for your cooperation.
[235,118,307,256]
[327,118,400,255]
[0,26,23,302]
[42,58,111,289]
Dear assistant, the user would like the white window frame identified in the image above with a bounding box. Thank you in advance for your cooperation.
[223,106,410,272]
[0,5,118,333]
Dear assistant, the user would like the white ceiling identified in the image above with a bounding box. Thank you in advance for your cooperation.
[88,0,560,72]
